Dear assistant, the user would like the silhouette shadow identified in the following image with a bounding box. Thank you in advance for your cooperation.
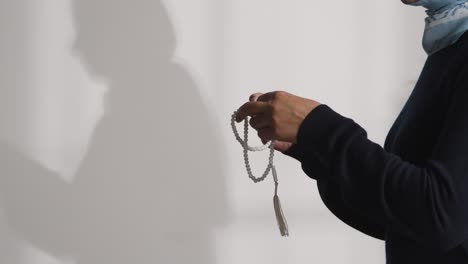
[0,0,33,263]
[0,0,228,263]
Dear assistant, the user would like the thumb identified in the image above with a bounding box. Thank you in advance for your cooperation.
[272,140,293,153]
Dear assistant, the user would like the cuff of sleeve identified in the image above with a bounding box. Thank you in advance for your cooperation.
[282,142,307,161]
[282,142,326,180]
[295,104,358,168]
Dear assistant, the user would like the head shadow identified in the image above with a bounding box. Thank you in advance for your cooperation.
[0,0,36,262]
[0,0,229,263]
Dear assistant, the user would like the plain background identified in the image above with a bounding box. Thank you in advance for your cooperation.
[0,0,427,263]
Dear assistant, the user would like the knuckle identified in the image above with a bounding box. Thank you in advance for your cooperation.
[250,93,262,101]
[267,101,276,112]
[272,90,285,100]
[271,91,279,101]
[270,106,279,119]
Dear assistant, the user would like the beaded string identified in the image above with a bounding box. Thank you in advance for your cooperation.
[231,111,289,236]
[231,111,274,182]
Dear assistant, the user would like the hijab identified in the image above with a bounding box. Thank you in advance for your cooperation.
[406,0,468,55]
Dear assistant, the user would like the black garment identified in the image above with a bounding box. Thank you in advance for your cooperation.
[284,31,468,263]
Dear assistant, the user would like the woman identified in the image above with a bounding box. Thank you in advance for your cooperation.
[235,0,468,263]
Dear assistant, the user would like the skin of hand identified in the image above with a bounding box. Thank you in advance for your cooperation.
[235,91,321,152]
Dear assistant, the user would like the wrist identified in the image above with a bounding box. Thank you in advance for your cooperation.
[292,99,321,143]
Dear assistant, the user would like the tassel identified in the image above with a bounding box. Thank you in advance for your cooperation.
[272,165,289,237]
[274,194,289,237]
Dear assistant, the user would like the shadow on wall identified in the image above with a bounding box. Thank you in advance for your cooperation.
[0,0,228,263]
[0,0,30,263]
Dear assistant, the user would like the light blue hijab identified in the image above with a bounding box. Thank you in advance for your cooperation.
[406,0,468,55]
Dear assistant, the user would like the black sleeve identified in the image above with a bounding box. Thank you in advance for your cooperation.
[283,67,468,251]
[285,140,386,240]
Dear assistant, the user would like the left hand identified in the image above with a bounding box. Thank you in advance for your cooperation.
[235,91,321,147]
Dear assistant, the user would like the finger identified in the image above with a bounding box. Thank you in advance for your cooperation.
[257,92,275,102]
[272,140,282,149]
[272,140,293,152]
[258,127,275,142]
[249,114,270,130]
[249,93,263,102]
[236,101,270,122]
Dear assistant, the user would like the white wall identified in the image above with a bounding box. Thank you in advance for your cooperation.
[0,0,427,263]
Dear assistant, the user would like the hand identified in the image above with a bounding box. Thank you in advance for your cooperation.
[236,91,321,151]
[243,93,294,152]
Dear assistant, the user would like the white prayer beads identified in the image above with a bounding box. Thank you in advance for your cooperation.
[231,110,289,236]
[231,111,274,183]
